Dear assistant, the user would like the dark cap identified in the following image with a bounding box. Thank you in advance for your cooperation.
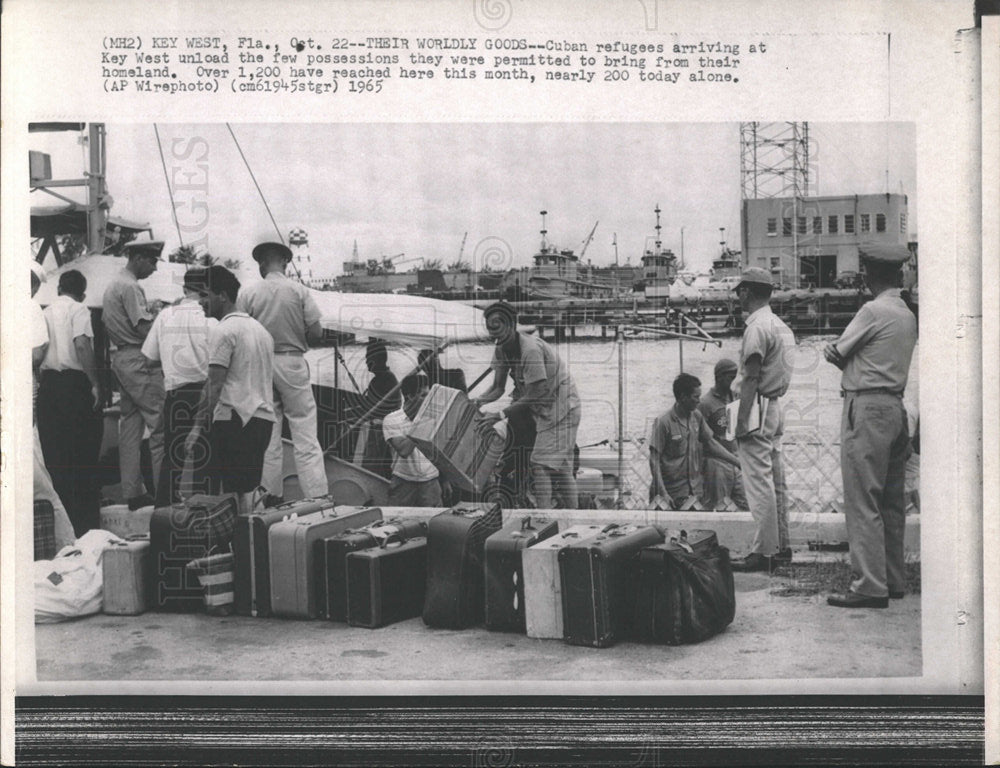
[858,244,911,265]
[122,240,165,260]
[252,241,293,263]
[714,358,738,376]
[735,267,773,290]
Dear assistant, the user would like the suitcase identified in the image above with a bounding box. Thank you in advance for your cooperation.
[100,504,154,538]
[346,536,429,628]
[484,515,559,632]
[268,505,383,619]
[633,530,736,645]
[102,535,151,615]
[422,502,503,628]
[34,499,57,561]
[408,385,505,493]
[523,524,605,639]
[186,552,236,616]
[558,523,665,648]
[232,495,337,618]
[318,517,428,621]
[148,494,238,612]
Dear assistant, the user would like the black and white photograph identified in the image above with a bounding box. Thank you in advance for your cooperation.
[2,1,992,764]
[25,121,923,682]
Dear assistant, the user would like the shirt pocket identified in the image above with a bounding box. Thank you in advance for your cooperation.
[664,432,686,460]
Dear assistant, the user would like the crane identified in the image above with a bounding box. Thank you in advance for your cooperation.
[580,220,599,259]
[458,231,468,260]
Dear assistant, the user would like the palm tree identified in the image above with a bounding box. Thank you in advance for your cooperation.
[169,245,241,271]
[423,257,444,270]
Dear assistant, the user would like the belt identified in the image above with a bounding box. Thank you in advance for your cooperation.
[273,350,304,356]
[112,343,142,351]
[841,388,903,398]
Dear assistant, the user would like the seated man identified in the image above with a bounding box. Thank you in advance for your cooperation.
[697,359,750,510]
[191,266,276,511]
[382,373,444,507]
[649,372,740,510]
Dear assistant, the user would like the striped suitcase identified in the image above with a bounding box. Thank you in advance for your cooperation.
[187,552,236,615]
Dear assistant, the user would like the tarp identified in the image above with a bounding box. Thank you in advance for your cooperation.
[31,206,153,239]
[33,254,488,348]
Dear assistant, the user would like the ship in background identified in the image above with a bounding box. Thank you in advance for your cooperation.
[635,204,679,302]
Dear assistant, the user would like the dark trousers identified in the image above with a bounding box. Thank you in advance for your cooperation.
[155,381,210,507]
[207,415,272,494]
[37,370,104,536]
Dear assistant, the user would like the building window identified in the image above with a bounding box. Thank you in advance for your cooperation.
[783,217,792,236]
[876,213,886,232]
[828,215,839,234]
[770,256,781,268]
[813,216,822,234]
[900,213,907,234]
[797,216,807,235]
[767,217,777,236]
[844,215,855,234]
[860,214,871,233]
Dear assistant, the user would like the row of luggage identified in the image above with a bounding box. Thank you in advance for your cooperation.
[102,495,736,646]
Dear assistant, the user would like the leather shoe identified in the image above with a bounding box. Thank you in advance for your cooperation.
[127,494,155,511]
[731,553,774,572]
[827,591,889,608]
[889,591,905,599]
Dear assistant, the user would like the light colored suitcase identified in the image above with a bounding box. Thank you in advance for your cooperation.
[268,505,382,619]
[522,524,604,639]
[102,536,151,615]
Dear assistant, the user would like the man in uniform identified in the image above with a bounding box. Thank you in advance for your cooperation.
[142,268,217,506]
[730,268,795,572]
[101,240,166,510]
[37,269,105,535]
[649,372,741,510]
[475,302,580,509]
[236,241,328,504]
[824,245,917,608]
[697,358,749,510]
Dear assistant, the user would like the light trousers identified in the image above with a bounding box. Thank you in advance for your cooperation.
[736,399,788,556]
[261,355,329,498]
[111,347,165,500]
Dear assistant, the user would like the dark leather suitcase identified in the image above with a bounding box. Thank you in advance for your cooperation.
[422,502,503,628]
[346,536,428,628]
[268,505,383,619]
[633,530,736,645]
[232,496,337,617]
[34,499,57,561]
[558,523,665,648]
[318,517,428,621]
[149,494,238,612]
[484,515,559,632]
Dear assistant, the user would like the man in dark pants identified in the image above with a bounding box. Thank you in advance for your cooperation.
[37,270,105,535]
[142,268,216,506]
[824,245,917,608]
[191,266,276,513]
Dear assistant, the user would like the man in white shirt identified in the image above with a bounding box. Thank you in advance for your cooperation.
[31,264,75,548]
[142,268,218,506]
[382,373,443,507]
[37,269,105,535]
[192,266,275,504]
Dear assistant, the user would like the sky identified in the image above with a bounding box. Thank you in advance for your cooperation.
[30,122,916,280]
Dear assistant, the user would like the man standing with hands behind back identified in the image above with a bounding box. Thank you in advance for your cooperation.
[730,268,795,573]
[824,245,917,608]
[237,241,329,505]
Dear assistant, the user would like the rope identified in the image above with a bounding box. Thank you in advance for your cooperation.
[153,124,185,249]
[225,123,303,281]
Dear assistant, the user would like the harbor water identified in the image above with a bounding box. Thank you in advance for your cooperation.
[311,335,919,510]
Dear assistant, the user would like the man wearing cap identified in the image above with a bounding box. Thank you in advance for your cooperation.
[730,267,795,572]
[38,269,105,535]
[192,265,276,507]
[236,241,328,503]
[142,268,218,507]
[102,240,166,510]
[824,245,917,608]
[476,301,581,509]
[30,264,76,549]
[697,358,749,510]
